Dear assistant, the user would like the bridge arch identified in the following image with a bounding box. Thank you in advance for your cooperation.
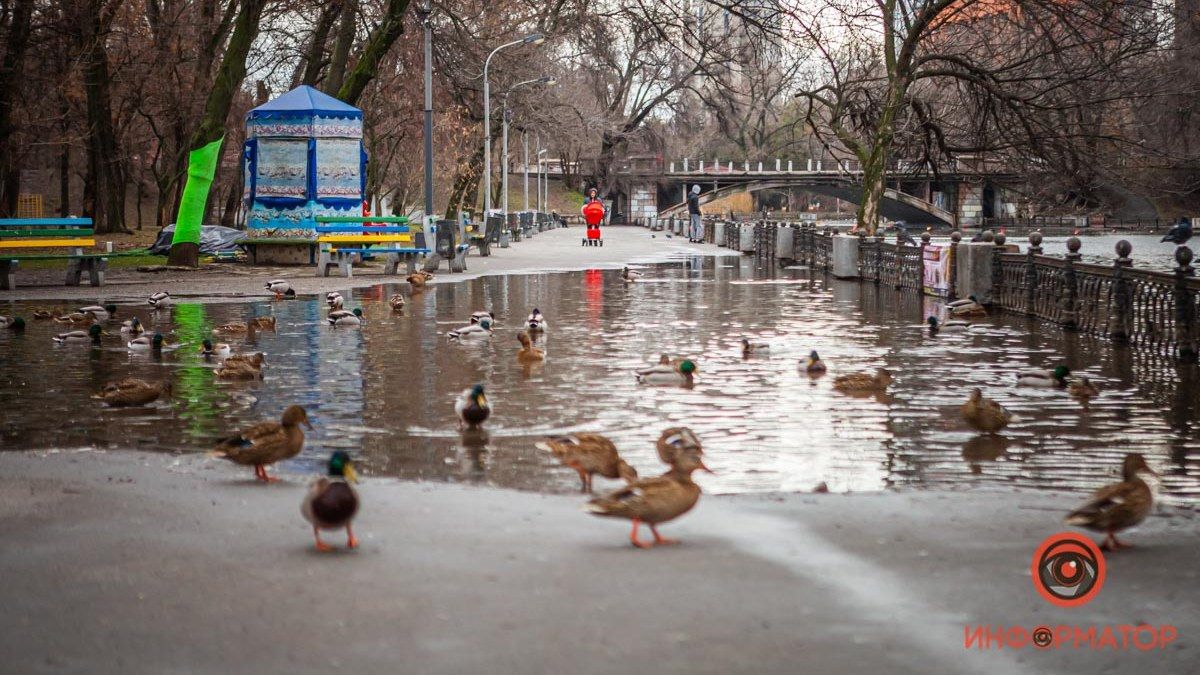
[658,178,956,227]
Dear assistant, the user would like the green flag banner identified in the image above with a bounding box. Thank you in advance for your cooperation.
[170,137,225,247]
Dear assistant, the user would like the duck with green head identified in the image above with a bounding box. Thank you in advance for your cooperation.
[128,332,166,351]
[1017,365,1070,388]
[53,324,104,345]
[636,359,697,387]
[455,384,490,429]
[328,308,363,326]
[1,316,24,332]
[302,450,360,551]
[927,316,970,334]
[801,350,826,374]
[200,339,232,358]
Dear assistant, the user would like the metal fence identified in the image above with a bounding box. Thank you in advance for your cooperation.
[784,224,1200,361]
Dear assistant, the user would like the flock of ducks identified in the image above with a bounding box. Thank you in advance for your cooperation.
[0,266,1162,552]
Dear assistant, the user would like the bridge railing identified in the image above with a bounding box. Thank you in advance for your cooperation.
[665,158,945,175]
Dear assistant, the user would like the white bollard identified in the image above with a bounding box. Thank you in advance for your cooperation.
[776,226,794,259]
[739,224,756,253]
[832,234,860,279]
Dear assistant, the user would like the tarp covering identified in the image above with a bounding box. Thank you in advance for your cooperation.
[150,224,247,255]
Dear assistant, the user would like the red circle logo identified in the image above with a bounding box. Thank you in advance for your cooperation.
[1032,533,1106,607]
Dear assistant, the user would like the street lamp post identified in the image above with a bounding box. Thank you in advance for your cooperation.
[500,76,555,217]
[482,33,544,217]
[523,130,529,212]
[419,0,435,250]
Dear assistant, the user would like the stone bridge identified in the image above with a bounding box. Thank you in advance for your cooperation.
[607,157,1017,229]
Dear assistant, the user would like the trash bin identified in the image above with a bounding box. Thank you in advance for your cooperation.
[435,219,457,259]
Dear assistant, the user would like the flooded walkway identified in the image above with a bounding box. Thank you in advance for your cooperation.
[2,236,1198,503]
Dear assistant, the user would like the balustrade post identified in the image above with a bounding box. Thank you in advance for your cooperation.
[1108,240,1134,343]
[987,231,1002,303]
[1025,231,1043,315]
[1063,237,1082,330]
[949,230,962,299]
[1174,246,1198,362]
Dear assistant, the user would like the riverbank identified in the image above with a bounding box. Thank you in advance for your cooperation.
[0,449,1195,674]
[0,226,725,303]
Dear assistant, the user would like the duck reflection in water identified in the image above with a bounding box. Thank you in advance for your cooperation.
[962,434,1010,474]
[459,427,491,477]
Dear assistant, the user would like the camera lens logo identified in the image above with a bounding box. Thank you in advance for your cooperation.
[1032,533,1106,607]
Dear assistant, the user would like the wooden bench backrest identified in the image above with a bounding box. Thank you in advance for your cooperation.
[0,218,96,249]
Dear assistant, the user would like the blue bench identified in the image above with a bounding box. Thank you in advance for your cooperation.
[314,217,431,277]
[0,218,106,289]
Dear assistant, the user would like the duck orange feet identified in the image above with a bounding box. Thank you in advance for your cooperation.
[629,519,653,549]
[346,525,359,550]
[650,525,679,546]
[313,531,335,552]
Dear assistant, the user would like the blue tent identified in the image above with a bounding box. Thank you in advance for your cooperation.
[243,85,367,235]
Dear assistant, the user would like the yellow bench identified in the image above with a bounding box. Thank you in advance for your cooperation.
[0,218,106,289]
[314,217,430,277]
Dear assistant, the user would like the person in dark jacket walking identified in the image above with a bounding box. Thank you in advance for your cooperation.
[687,185,703,242]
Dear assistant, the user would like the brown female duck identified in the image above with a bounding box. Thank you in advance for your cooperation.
[961,388,1012,433]
[832,368,892,394]
[516,332,545,363]
[537,433,637,493]
[94,378,172,407]
[210,405,311,482]
[586,450,711,548]
[1066,453,1158,551]
[656,427,703,466]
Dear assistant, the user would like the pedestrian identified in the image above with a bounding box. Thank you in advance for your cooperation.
[688,185,703,243]
[582,187,606,225]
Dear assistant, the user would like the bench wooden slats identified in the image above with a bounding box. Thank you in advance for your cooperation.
[0,238,96,249]
[316,216,410,224]
[317,234,413,244]
[329,248,430,254]
[0,229,96,237]
[0,218,93,227]
[315,226,411,234]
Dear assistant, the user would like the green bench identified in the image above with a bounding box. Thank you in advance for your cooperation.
[315,216,431,277]
[0,218,107,289]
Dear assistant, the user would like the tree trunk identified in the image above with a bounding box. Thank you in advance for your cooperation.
[295,0,342,86]
[334,0,411,105]
[324,0,357,94]
[593,131,620,198]
[219,180,240,228]
[167,0,268,266]
[444,144,484,220]
[59,143,70,217]
[79,0,128,234]
[0,0,33,217]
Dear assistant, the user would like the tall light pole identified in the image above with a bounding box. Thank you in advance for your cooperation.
[522,130,529,212]
[482,33,544,216]
[420,0,434,247]
[501,76,555,216]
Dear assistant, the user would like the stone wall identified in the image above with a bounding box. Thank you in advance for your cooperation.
[629,184,657,222]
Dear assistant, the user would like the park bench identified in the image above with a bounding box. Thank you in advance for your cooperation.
[315,216,430,278]
[466,215,503,257]
[0,218,106,290]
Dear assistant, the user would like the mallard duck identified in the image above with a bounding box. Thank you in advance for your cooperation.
[210,404,311,482]
[79,304,116,321]
[962,388,1012,433]
[250,316,276,330]
[833,368,892,393]
[213,321,249,335]
[537,433,638,493]
[470,311,495,325]
[200,339,232,358]
[586,450,711,548]
[54,312,92,325]
[302,450,359,551]
[801,350,827,375]
[926,316,970,334]
[636,359,697,386]
[326,292,344,308]
[120,317,145,335]
[1,316,24,332]
[265,279,295,299]
[128,332,168,351]
[216,361,263,380]
[656,427,703,466]
[94,378,171,407]
[147,291,170,308]
[328,308,363,326]
[447,318,492,340]
[741,337,770,356]
[526,308,547,332]
[224,351,265,369]
[947,296,986,317]
[516,332,545,363]
[389,294,406,311]
[407,271,433,292]
[32,310,53,320]
[1017,365,1070,388]
[1069,377,1101,399]
[53,324,104,345]
[455,384,490,429]
[1065,453,1158,551]
[621,267,643,282]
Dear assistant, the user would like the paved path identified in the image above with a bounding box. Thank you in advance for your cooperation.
[0,226,719,303]
[0,451,1194,674]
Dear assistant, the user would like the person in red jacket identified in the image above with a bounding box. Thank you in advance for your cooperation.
[581,187,606,223]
